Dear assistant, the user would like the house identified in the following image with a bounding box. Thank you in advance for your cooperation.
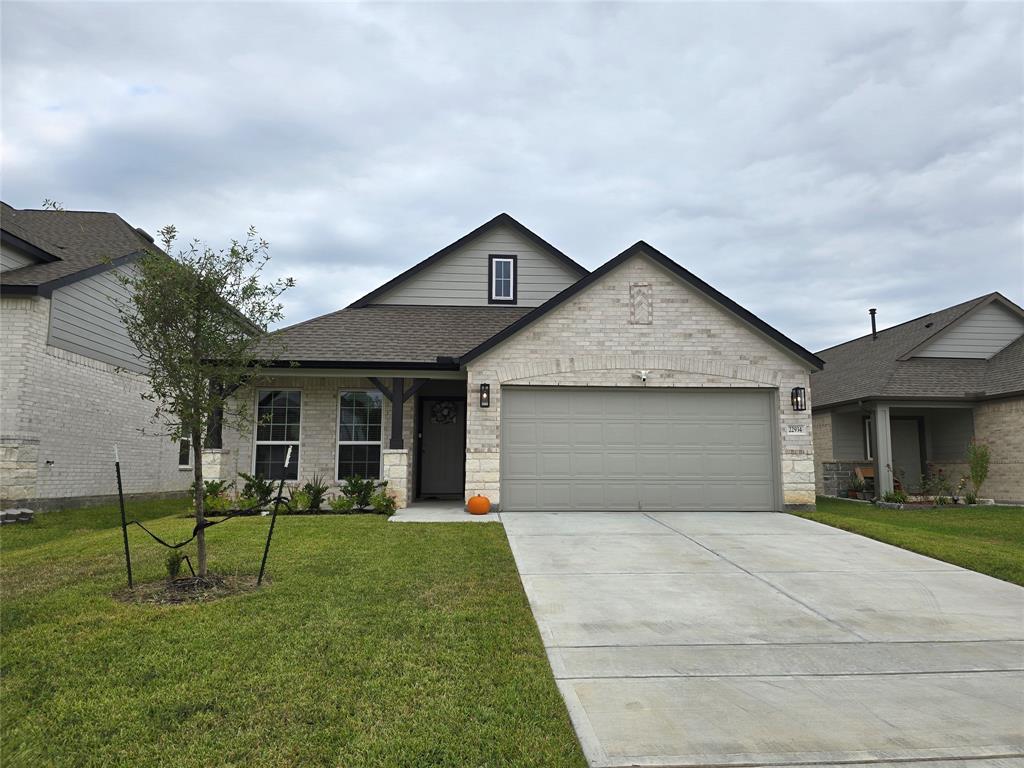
[0,202,192,508]
[812,293,1024,502]
[208,213,823,511]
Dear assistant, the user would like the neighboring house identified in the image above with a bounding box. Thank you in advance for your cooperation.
[0,202,192,508]
[812,293,1024,503]
[209,213,823,512]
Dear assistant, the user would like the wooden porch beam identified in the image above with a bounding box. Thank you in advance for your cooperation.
[403,378,428,403]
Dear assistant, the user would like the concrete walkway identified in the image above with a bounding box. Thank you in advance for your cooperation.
[502,511,1024,768]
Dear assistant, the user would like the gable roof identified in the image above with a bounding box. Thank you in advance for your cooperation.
[256,305,533,368]
[1,202,156,294]
[812,293,1024,409]
[348,213,588,308]
[459,240,824,369]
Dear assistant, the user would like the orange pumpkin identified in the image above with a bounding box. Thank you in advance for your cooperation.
[466,495,491,515]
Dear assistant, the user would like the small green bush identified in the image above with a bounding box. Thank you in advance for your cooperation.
[965,490,978,505]
[966,441,990,497]
[166,550,184,580]
[239,473,276,510]
[288,489,311,513]
[339,476,376,511]
[882,490,908,504]
[328,495,357,513]
[370,484,398,517]
[301,473,330,513]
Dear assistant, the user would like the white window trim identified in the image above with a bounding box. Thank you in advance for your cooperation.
[490,256,515,302]
[337,388,384,482]
[252,388,303,480]
[178,439,193,470]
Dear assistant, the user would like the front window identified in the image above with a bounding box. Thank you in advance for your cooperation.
[254,390,301,480]
[338,390,383,480]
[178,439,192,468]
[489,255,516,303]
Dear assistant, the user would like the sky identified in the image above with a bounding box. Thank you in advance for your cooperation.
[2,1,1022,351]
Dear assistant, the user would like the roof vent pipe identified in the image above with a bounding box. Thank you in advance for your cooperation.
[869,308,877,340]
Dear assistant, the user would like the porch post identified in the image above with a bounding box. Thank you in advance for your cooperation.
[874,403,894,496]
[389,377,405,449]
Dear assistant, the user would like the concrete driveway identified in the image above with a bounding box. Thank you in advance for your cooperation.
[502,511,1024,768]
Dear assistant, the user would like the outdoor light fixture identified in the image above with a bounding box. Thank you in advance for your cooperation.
[479,383,490,408]
[791,386,807,412]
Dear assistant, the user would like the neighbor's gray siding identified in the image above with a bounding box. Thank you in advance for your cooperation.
[375,224,579,307]
[0,244,37,272]
[916,303,1024,359]
[47,267,145,372]
[831,411,867,460]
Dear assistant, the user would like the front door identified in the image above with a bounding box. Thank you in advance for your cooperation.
[418,397,466,498]
[891,418,924,492]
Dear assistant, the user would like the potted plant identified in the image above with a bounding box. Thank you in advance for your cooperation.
[847,476,866,499]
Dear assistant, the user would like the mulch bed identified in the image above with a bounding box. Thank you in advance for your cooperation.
[114,574,264,605]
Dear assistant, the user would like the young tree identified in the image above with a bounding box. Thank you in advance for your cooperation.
[116,227,293,577]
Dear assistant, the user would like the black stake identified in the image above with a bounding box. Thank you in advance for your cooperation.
[258,446,292,586]
[115,445,133,589]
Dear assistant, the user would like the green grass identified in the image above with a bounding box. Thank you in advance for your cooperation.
[793,497,1024,586]
[1,501,585,768]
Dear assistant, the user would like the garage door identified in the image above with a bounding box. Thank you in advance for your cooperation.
[501,387,778,511]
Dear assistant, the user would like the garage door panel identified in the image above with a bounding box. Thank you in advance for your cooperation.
[501,388,777,511]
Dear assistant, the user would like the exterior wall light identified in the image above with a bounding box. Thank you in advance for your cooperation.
[479,383,490,408]
[791,386,807,412]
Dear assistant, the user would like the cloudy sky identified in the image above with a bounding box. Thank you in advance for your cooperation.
[2,1,1021,350]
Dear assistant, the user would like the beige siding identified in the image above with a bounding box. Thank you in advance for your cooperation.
[0,243,38,272]
[916,302,1024,359]
[48,267,145,372]
[973,397,1024,503]
[375,224,579,307]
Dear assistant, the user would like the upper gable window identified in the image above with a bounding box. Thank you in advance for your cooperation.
[489,255,517,304]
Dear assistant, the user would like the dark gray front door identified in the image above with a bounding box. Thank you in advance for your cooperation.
[418,397,466,498]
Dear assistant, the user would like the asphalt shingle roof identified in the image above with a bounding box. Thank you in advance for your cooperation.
[259,305,534,365]
[1,202,156,288]
[812,293,1024,408]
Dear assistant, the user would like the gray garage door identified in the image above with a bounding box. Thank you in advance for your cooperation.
[501,387,778,511]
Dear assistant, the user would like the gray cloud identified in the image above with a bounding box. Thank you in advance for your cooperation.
[2,1,1021,349]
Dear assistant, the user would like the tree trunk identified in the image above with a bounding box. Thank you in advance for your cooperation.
[192,428,207,577]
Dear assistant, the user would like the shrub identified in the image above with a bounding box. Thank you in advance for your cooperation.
[339,476,376,511]
[239,473,276,511]
[166,550,184,580]
[848,476,865,492]
[289,488,311,513]
[966,441,990,497]
[329,495,357,513]
[882,490,908,504]
[301,473,330,513]
[190,479,233,515]
[965,490,978,505]
[370,484,398,517]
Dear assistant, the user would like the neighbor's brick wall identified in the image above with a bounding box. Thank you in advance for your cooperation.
[0,295,190,506]
[221,375,415,493]
[811,412,833,495]
[973,396,1024,503]
[464,253,816,509]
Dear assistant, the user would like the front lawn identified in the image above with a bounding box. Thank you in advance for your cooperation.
[1,500,584,768]
[793,497,1024,586]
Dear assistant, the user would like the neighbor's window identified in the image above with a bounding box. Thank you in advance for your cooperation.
[489,255,516,303]
[178,439,192,468]
[338,390,383,480]
[254,390,301,480]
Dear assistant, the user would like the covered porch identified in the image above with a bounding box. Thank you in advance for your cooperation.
[822,401,975,498]
[204,367,472,509]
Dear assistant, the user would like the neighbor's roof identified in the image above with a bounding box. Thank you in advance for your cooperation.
[1,201,156,293]
[258,305,533,369]
[812,293,1024,408]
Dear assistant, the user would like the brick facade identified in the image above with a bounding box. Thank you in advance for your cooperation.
[463,253,817,510]
[0,296,190,507]
[974,396,1024,503]
[811,412,833,495]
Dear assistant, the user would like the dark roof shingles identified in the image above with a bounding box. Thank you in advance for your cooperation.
[260,305,534,365]
[812,294,1023,408]
[1,202,155,287]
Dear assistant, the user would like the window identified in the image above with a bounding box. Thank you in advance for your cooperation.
[489,255,517,304]
[338,390,383,480]
[178,439,192,468]
[254,390,301,480]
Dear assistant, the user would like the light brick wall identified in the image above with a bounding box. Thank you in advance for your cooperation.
[812,412,834,495]
[464,253,817,510]
[0,295,190,506]
[220,375,414,495]
[973,396,1024,503]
